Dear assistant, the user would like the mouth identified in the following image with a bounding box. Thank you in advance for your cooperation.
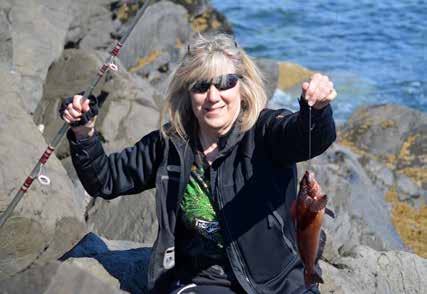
[204,105,225,114]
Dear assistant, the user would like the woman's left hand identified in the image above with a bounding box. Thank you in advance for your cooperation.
[301,73,337,109]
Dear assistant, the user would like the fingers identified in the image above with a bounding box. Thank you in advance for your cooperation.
[302,73,336,108]
[62,95,91,123]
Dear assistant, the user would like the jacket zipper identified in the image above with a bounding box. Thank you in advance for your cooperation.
[215,167,257,294]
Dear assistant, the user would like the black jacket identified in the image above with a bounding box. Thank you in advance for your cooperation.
[67,101,336,294]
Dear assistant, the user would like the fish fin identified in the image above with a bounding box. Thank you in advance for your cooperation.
[312,266,324,284]
[308,194,328,213]
[316,229,327,262]
[305,266,324,288]
[325,207,335,218]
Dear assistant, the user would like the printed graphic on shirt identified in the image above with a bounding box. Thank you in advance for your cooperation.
[180,165,224,249]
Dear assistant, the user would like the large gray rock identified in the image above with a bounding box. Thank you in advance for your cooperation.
[118,1,191,92]
[320,245,427,294]
[338,104,427,194]
[65,0,115,50]
[1,0,72,113]
[0,70,87,280]
[86,190,158,246]
[0,260,127,294]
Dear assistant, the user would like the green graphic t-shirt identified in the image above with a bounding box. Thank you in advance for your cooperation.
[179,153,225,259]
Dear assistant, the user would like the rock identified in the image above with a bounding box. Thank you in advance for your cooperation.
[61,232,152,294]
[320,245,427,294]
[338,105,427,190]
[337,104,427,257]
[254,58,279,101]
[118,1,191,77]
[277,62,314,92]
[0,260,127,294]
[1,0,73,113]
[65,0,115,50]
[0,70,86,280]
[0,9,13,69]
[86,190,158,245]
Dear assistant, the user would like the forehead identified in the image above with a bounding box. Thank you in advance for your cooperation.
[189,53,236,81]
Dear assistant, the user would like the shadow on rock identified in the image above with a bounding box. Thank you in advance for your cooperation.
[60,232,152,294]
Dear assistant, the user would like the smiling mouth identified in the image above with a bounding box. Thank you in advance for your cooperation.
[204,105,225,113]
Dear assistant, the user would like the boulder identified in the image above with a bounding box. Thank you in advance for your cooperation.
[86,190,158,246]
[254,58,279,101]
[0,260,127,294]
[0,70,86,280]
[1,0,73,113]
[117,1,191,87]
[320,245,427,294]
[337,104,427,257]
[65,0,115,50]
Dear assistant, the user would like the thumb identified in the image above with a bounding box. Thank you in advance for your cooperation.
[82,99,91,113]
[302,82,310,92]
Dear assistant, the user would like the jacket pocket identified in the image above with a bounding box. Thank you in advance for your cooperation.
[267,202,297,256]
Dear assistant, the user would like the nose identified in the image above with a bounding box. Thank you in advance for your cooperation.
[206,84,221,103]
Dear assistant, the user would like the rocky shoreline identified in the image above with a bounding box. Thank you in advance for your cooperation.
[0,1,425,293]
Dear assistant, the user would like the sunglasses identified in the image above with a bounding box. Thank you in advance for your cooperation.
[190,74,242,93]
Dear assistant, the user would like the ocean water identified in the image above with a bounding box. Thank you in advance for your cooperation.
[212,0,427,123]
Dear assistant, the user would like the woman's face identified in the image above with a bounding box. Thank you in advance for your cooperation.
[190,65,242,137]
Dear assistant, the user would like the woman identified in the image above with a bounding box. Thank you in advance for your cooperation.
[62,33,336,294]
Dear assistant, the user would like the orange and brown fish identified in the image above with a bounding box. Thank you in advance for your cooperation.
[291,170,333,288]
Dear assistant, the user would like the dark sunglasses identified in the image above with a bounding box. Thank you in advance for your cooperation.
[190,74,242,93]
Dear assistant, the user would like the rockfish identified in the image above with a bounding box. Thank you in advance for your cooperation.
[291,170,332,288]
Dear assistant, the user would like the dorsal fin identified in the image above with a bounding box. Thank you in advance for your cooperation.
[308,194,328,212]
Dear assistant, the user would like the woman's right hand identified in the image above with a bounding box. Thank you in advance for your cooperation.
[62,94,97,139]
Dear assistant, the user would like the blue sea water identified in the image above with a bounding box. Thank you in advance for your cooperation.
[212,0,427,123]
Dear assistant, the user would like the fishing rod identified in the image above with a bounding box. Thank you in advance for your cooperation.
[0,0,154,229]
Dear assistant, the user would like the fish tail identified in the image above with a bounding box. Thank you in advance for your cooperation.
[304,267,324,288]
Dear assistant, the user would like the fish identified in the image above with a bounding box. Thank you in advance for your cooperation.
[291,170,333,288]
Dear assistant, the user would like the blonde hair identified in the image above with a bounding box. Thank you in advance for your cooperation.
[160,33,267,139]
